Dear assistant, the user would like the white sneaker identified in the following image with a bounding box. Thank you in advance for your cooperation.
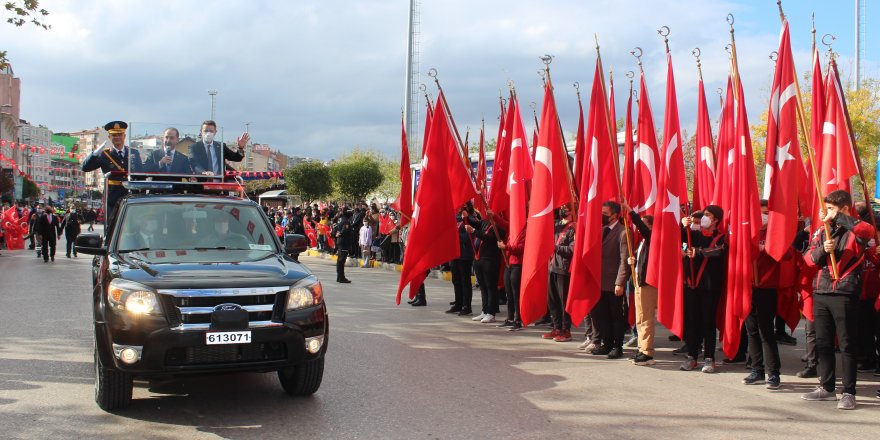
[472,313,488,321]
[480,314,496,323]
[701,358,716,373]
[578,339,592,350]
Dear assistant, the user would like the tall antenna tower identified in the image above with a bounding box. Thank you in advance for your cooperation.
[403,0,422,160]
[855,0,866,90]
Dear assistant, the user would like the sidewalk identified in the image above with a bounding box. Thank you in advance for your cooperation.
[305,248,456,281]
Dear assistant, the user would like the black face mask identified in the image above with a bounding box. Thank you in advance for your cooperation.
[601,214,610,226]
[559,210,569,219]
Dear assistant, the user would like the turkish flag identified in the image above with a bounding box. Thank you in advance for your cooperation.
[693,76,716,211]
[421,99,433,160]
[632,73,659,215]
[507,98,533,244]
[488,96,514,217]
[520,77,573,326]
[804,48,825,234]
[723,77,762,359]
[473,125,489,218]
[436,93,479,209]
[764,21,804,261]
[573,95,586,191]
[396,97,461,304]
[566,58,618,325]
[711,77,736,229]
[392,116,414,226]
[622,86,635,205]
[819,60,859,196]
[646,52,688,339]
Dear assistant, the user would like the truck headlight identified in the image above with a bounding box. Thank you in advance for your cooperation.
[287,277,323,311]
[107,279,161,316]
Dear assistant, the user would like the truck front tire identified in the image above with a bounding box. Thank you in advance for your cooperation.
[278,357,324,396]
[94,341,133,410]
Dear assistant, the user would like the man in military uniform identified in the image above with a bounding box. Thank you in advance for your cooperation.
[81,121,142,226]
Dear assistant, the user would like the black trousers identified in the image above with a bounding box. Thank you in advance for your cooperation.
[451,259,473,310]
[804,319,818,368]
[336,250,348,281]
[814,293,859,395]
[548,272,572,331]
[592,290,627,348]
[684,287,720,360]
[857,299,879,365]
[745,288,781,374]
[504,264,522,323]
[474,259,501,315]
[65,233,78,256]
[41,237,56,261]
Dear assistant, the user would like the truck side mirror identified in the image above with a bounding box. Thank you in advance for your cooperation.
[284,234,309,259]
[75,233,106,256]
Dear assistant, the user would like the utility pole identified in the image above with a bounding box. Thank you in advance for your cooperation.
[208,90,218,120]
[855,0,865,90]
[403,0,421,160]
[244,121,251,133]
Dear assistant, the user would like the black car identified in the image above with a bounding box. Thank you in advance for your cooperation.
[76,192,327,410]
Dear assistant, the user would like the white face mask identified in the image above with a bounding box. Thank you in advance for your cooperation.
[700,216,712,229]
[203,131,215,144]
[690,223,701,231]
[761,213,769,227]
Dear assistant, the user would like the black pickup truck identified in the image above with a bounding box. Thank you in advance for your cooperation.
[76,190,328,410]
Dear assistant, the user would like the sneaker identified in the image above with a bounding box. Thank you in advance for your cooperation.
[578,339,592,350]
[722,356,746,365]
[584,343,598,352]
[624,335,638,348]
[553,330,572,342]
[508,322,523,331]
[445,306,462,314]
[701,358,716,373]
[542,329,561,340]
[632,352,656,366]
[766,373,781,390]
[797,366,818,378]
[679,356,698,371]
[607,347,623,359]
[590,345,613,356]
[496,320,514,328]
[672,345,689,356]
[457,308,473,316]
[837,393,856,410]
[776,333,797,346]
[472,313,488,321]
[742,370,765,385]
[801,386,837,401]
[480,314,496,323]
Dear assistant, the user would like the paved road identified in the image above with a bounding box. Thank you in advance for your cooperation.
[0,239,878,439]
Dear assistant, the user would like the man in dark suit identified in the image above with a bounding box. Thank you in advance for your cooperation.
[60,206,83,258]
[589,200,632,359]
[190,120,248,176]
[142,127,193,174]
[81,121,142,225]
[37,206,62,262]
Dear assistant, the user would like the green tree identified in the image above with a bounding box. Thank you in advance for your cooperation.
[329,148,384,202]
[1,1,50,69]
[22,178,39,199]
[0,171,12,196]
[284,161,331,204]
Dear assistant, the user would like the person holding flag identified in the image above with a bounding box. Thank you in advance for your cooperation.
[801,190,875,410]
[588,201,631,359]
[542,207,575,342]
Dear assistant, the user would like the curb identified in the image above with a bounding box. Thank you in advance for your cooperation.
[305,248,461,281]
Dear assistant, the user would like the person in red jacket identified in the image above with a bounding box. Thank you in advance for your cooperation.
[498,217,526,331]
[801,190,875,410]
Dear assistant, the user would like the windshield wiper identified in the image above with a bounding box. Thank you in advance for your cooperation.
[192,247,253,251]
[126,254,159,277]
[119,248,151,253]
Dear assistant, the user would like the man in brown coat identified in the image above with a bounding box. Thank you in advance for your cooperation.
[588,201,632,359]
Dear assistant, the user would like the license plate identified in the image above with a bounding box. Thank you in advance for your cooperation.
[206,331,252,345]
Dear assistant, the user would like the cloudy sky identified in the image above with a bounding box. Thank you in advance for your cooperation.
[0,0,876,160]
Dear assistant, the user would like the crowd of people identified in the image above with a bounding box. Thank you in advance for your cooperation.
[383,190,880,410]
[0,201,95,261]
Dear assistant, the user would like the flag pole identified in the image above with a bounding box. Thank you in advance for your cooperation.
[775,1,839,279]
[596,34,638,289]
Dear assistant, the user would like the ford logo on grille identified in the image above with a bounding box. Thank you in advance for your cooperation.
[214,303,242,312]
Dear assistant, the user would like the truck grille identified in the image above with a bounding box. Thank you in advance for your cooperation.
[165,342,287,366]
[158,287,288,330]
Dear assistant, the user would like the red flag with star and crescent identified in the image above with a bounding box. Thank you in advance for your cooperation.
[566,58,618,325]
[519,77,573,326]
[632,72,659,215]
[507,98,533,245]
[764,21,804,261]
[646,51,688,339]
[693,75,716,211]
[819,59,859,197]
[489,96,514,217]
[392,116,414,226]
[711,76,736,230]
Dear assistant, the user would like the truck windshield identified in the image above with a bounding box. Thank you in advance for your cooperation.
[116,202,276,253]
